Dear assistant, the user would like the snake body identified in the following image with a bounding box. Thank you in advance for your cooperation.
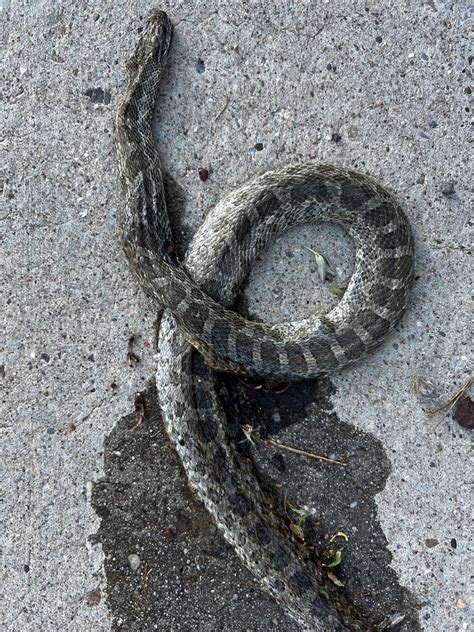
[116,10,414,631]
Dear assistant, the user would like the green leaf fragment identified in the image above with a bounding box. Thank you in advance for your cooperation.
[329,286,346,299]
[323,549,343,568]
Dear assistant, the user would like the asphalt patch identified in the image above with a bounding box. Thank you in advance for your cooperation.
[92,373,420,630]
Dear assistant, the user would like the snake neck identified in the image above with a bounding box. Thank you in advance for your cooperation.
[115,13,176,294]
[115,10,173,183]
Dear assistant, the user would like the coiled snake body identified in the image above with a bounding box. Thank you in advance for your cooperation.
[116,10,414,631]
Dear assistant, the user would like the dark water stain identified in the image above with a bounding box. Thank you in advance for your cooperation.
[92,373,420,630]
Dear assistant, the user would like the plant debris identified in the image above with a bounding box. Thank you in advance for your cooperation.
[329,286,346,299]
[329,531,349,543]
[240,424,346,465]
[289,523,305,541]
[327,571,344,587]
[322,532,350,568]
[198,167,209,181]
[425,372,473,418]
[141,563,152,596]
[286,501,316,522]
[453,396,473,429]
[304,246,337,282]
[129,391,146,431]
[127,332,140,367]
[323,549,343,568]
[214,94,230,121]
[265,437,346,466]
[241,423,256,445]
[85,589,102,606]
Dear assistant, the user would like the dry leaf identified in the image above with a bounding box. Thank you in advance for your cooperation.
[289,523,305,541]
[327,571,344,587]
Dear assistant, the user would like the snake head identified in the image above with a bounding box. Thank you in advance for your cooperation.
[126,10,173,78]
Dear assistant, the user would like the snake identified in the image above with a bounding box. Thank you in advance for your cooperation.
[115,9,415,631]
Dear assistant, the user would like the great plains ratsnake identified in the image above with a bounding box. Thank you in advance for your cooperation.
[115,10,414,631]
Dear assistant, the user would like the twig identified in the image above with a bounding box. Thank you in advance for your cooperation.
[127,332,140,367]
[271,382,291,395]
[214,95,230,121]
[425,372,473,417]
[141,563,152,596]
[241,425,346,465]
[265,438,346,466]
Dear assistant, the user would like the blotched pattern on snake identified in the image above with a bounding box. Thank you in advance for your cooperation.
[115,10,414,631]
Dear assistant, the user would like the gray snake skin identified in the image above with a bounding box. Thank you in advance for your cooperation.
[115,10,414,631]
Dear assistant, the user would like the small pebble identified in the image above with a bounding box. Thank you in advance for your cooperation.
[425,538,439,548]
[128,554,141,571]
[254,142,264,151]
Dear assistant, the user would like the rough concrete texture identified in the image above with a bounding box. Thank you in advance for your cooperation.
[2,0,472,631]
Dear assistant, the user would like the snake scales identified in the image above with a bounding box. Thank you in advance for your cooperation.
[115,10,414,631]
